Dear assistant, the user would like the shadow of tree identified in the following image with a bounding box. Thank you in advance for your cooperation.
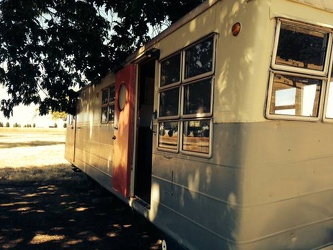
[0,168,164,250]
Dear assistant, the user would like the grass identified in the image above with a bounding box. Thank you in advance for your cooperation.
[0,128,72,181]
[0,165,80,183]
[0,127,66,134]
[0,141,65,149]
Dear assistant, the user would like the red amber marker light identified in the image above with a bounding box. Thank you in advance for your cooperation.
[232,22,241,36]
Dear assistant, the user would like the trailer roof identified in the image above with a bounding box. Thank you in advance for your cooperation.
[127,0,333,64]
[125,0,220,64]
[288,0,333,13]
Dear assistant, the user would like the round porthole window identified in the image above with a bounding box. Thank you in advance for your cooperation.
[118,83,126,111]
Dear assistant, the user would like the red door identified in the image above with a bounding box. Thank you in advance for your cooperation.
[112,64,136,197]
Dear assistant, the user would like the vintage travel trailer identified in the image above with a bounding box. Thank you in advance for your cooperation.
[65,0,333,249]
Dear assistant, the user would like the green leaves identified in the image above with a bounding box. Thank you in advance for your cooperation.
[0,0,204,118]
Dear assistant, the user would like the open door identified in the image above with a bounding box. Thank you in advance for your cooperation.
[112,64,136,197]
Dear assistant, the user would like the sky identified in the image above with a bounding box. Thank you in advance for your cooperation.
[0,86,56,127]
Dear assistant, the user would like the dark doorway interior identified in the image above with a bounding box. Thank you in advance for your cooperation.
[134,59,155,205]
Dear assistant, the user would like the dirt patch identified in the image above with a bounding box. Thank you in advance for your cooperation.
[0,129,166,249]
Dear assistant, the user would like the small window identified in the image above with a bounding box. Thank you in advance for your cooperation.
[101,107,108,123]
[159,88,179,118]
[158,121,179,151]
[273,20,331,75]
[102,89,109,105]
[183,78,212,117]
[160,53,181,87]
[268,73,322,118]
[108,104,115,121]
[101,85,115,123]
[109,85,115,102]
[184,36,214,80]
[182,119,211,155]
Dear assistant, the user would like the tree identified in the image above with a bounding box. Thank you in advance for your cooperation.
[0,0,204,118]
[51,111,67,121]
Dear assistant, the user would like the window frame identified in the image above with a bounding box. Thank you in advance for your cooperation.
[323,60,333,122]
[159,52,182,89]
[182,35,216,83]
[271,19,332,77]
[157,120,180,153]
[266,70,326,121]
[158,86,181,120]
[180,118,213,158]
[101,84,116,124]
[158,52,182,121]
[181,77,214,119]
[267,19,333,122]
[157,34,216,157]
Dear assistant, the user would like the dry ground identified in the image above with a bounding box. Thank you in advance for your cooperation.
[0,128,165,250]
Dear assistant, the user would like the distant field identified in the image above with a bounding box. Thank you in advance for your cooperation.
[0,127,66,135]
[0,128,71,181]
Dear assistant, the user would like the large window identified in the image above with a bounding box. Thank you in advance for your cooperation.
[267,19,332,121]
[158,35,215,156]
[101,85,115,123]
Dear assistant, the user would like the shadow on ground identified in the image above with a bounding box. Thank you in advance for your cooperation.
[0,166,164,250]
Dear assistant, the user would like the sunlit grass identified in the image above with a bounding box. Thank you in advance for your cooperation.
[0,141,65,149]
[0,128,68,169]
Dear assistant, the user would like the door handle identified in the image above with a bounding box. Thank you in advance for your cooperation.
[112,135,116,140]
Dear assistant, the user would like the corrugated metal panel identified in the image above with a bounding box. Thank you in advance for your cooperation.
[288,0,333,12]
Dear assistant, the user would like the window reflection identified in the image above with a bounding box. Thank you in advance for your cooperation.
[270,74,321,117]
[159,88,179,117]
[108,104,115,121]
[276,23,329,71]
[182,120,210,154]
[158,121,179,150]
[101,107,108,123]
[102,89,109,105]
[109,85,115,102]
[184,36,214,79]
[101,85,115,123]
[160,53,181,87]
[184,78,212,116]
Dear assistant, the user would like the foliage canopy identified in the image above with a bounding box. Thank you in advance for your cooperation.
[0,0,204,118]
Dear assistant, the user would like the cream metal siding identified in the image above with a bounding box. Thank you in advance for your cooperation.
[65,74,116,189]
[234,122,333,248]
[288,0,333,13]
